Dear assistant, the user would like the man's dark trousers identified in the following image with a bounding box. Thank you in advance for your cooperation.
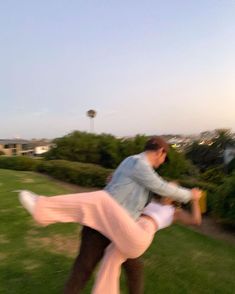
[64,226,144,294]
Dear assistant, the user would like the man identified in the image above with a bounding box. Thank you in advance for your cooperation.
[64,136,197,293]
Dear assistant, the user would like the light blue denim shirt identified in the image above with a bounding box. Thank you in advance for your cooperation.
[104,152,192,220]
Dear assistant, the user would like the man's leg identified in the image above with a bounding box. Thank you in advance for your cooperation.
[64,226,110,294]
[123,258,144,294]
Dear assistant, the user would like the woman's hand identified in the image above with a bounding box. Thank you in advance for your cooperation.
[191,188,202,202]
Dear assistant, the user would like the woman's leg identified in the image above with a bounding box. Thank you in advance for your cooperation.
[92,217,152,294]
[92,244,126,294]
[24,190,156,258]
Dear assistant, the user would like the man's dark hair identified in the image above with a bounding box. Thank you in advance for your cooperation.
[144,136,169,153]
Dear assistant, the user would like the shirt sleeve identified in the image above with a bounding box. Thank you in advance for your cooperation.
[131,158,192,203]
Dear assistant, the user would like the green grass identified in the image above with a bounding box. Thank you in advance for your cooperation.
[1,168,235,294]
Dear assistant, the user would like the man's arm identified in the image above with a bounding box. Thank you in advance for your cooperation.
[131,159,192,203]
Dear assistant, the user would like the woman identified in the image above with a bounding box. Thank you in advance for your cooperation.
[19,187,202,290]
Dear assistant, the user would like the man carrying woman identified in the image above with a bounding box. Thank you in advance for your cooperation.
[19,136,201,293]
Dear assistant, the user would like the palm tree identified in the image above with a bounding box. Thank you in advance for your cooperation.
[86,109,97,133]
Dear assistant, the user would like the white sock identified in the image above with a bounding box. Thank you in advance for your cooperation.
[19,190,38,215]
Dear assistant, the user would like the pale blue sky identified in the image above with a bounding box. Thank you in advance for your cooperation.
[1,0,235,138]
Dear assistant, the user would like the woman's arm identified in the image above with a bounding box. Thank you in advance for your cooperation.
[173,189,202,226]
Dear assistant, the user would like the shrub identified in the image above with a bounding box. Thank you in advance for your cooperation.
[37,160,113,187]
[0,157,112,187]
[200,166,226,185]
[212,173,235,227]
[0,156,40,171]
[158,148,199,179]
[227,158,235,174]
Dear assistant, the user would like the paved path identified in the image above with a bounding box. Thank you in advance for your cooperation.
[190,215,235,245]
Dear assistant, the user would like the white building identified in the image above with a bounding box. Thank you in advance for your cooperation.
[30,140,52,156]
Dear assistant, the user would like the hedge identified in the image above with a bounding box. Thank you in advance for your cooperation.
[0,156,39,171]
[37,160,113,187]
[211,173,235,227]
[0,156,112,188]
[0,156,218,207]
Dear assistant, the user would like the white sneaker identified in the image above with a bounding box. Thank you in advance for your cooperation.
[19,190,38,215]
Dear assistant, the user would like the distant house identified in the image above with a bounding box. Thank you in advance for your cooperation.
[31,140,52,156]
[0,139,34,156]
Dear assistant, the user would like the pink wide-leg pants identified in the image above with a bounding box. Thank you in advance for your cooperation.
[34,190,156,258]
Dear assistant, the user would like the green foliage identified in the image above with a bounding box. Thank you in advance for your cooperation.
[186,142,221,171]
[45,131,148,168]
[47,131,198,179]
[0,150,5,156]
[46,131,101,163]
[200,166,226,185]
[186,130,235,172]
[228,158,235,174]
[158,148,199,179]
[37,160,112,187]
[212,173,235,227]
[0,156,39,171]
[213,129,235,150]
[119,135,147,159]
[0,156,112,187]
[97,134,121,168]
[46,131,118,168]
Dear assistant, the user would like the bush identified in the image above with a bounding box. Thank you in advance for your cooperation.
[0,157,112,188]
[0,156,40,171]
[0,151,5,156]
[37,160,113,187]
[200,166,226,185]
[227,158,235,174]
[212,173,235,227]
[158,148,199,179]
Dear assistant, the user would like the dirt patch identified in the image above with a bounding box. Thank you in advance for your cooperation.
[22,259,41,271]
[21,178,35,183]
[0,252,9,261]
[39,235,80,257]
[26,232,81,258]
[0,234,10,244]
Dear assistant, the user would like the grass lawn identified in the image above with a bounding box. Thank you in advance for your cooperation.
[1,168,235,294]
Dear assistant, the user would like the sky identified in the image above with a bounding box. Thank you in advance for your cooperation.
[1,0,235,139]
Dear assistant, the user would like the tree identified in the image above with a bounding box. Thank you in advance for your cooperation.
[185,141,221,171]
[158,147,199,179]
[87,109,97,133]
[213,129,235,151]
[212,173,235,227]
